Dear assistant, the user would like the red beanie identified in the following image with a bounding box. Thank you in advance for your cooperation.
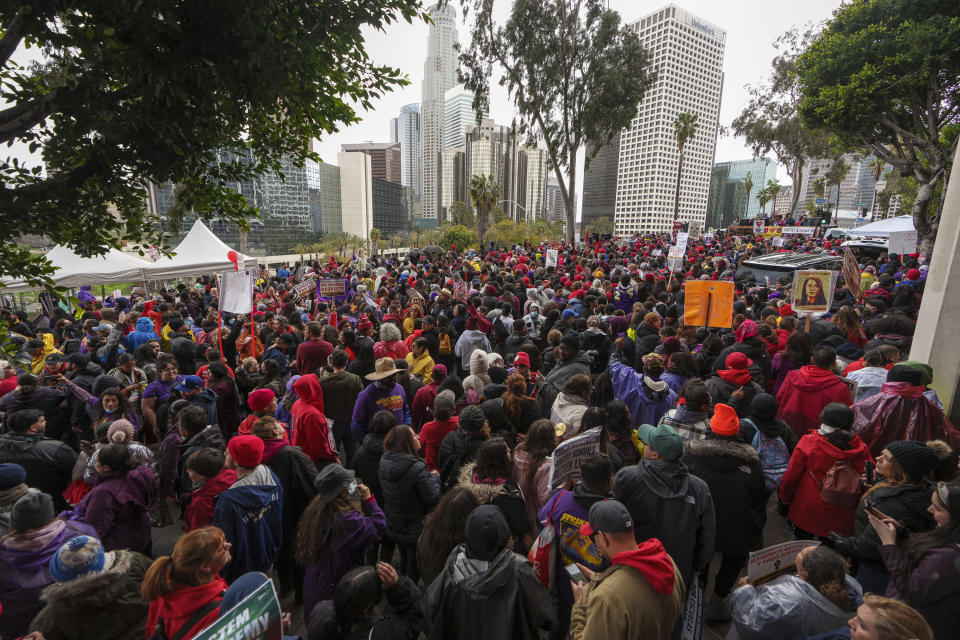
[228,435,265,468]
[248,388,276,413]
[711,404,740,437]
[778,304,794,317]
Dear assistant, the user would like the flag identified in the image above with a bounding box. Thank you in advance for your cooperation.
[842,247,861,299]
[594,238,602,256]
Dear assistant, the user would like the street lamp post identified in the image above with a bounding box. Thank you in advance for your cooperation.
[498,199,529,242]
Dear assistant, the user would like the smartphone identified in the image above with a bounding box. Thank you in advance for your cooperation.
[865,461,875,485]
[565,563,587,584]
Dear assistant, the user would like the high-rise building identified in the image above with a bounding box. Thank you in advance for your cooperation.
[516,146,549,223]
[444,84,485,149]
[705,157,777,228]
[420,2,459,224]
[307,160,342,234]
[581,133,620,227]
[463,117,519,218]
[545,175,565,223]
[439,146,467,221]
[614,5,726,235]
[772,185,793,217]
[338,151,374,239]
[796,153,878,216]
[391,103,421,201]
[371,178,411,237]
[340,142,401,185]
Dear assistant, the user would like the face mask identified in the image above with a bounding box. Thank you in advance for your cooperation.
[530,311,539,319]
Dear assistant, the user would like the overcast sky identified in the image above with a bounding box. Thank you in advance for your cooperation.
[313,0,842,188]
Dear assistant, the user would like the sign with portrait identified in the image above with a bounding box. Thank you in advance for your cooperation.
[791,270,836,315]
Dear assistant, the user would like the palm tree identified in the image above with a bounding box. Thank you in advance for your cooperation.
[369,228,381,258]
[758,186,772,216]
[743,171,754,220]
[673,112,699,222]
[765,179,782,215]
[469,174,500,250]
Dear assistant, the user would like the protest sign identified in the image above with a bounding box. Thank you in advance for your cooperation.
[680,575,704,640]
[683,281,734,328]
[753,219,765,235]
[888,229,918,256]
[772,237,784,247]
[220,270,254,314]
[703,232,714,243]
[548,427,603,490]
[293,277,317,297]
[111,289,122,299]
[317,278,348,297]
[545,249,558,268]
[791,270,836,315]
[675,232,689,252]
[747,540,820,583]
[781,226,816,236]
[194,579,281,640]
[650,249,663,257]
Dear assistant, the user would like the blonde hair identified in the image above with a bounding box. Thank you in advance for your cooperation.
[861,594,933,640]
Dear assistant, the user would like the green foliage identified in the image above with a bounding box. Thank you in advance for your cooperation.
[468,174,500,249]
[732,26,835,218]
[448,201,475,227]
[757,178,782,215]
[587,216,614,236]
[458,0,654,241]
[795,0,960,251]
[0,0,428,287]
[439,224,478,251]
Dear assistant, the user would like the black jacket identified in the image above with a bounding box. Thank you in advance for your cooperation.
[580,327,612,375]
[425,545,554,640]
[537,353,592,417]
[353,434,386,499]
[0,433,77,509]
[613,459,716,587]
[712,342,770,386]
[704,376,763,418]
[631,326,661,371]
[263,443,317,593]
[835,482,936,571]
[682,437,766,554]
[378,452,441,544]
[308,575,423,640]
[170,334,197,375]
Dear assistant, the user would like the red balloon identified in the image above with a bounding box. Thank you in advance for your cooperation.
[227,250,239,270]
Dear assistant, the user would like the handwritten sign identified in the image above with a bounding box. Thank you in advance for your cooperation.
[747,540,820,583]
[316,278,347,297]
[888,229,918,256]
[548,427,603,490]
[293,277,316,297]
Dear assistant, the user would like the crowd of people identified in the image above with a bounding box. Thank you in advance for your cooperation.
[0,228,958,640]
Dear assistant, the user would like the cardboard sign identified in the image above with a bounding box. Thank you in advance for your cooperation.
[549,427,603,490]
[316,278,348,297]
[220,270,254,314]
[683,281,735,328]
[791,270,836,315]
[888,229,918,256]
[194,579,281,640]
[753,219,765,235]
[747,540,820,584]
[545,249,558,268]
[772,237,785,247]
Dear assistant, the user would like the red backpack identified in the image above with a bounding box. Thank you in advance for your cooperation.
[811,459,864,508]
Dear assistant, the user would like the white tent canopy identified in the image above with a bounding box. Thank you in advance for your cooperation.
[142,220,257,280]
[0,245,151,292]
[847,215,914,238]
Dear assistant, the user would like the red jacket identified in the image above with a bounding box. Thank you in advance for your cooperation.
[419,416,458,471]
[291,374,336,463]
[373,340,408,361]
[146,578,228,640]
[776,366,853,438]
[184,468,237,532]
[778,431,872,537]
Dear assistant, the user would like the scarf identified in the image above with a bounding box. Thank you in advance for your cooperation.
[674,405,708,424]
[0,483,30,507]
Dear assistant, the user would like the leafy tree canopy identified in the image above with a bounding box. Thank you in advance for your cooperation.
[0,0,427,286]
[795,0,960,252]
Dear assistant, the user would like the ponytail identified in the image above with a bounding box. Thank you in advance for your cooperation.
[141,556,174,601]
[141,527,226,601]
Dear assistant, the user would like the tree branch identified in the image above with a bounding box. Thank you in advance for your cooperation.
[0,7,33,69]
[0,91,59,145]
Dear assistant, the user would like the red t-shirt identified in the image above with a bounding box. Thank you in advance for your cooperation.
[419,417,459,471]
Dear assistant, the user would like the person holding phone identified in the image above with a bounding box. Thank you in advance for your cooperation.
[830,441,939,595]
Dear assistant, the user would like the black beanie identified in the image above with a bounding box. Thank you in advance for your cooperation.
[464,505,510,561]
[886,441,938,481]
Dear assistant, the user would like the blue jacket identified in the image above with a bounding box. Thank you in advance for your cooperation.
[126,317,159,353]
[609,351,677,427]
[213,467,284,583]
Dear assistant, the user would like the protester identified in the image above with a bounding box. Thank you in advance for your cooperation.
[0,408,77,509]
[778,346,854,437]
[416,486,481,586]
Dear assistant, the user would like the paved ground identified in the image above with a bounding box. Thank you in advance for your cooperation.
[152,495,794,639]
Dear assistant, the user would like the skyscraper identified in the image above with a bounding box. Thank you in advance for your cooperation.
[392,103,421,201]
[420,2,459,226]
[614,5,726,235]
[796,153,878,216]
[340,142,402,185]
[545,175,565,222]
[444,84,484,149]
[705,157,777,227]
[338,151,374,239]
[517,146,549,223]
[581,133,621,226]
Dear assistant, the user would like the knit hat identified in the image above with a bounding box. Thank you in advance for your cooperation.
[711,403,740,437]
[49,536,106,582]
[248,388,276,413]
[899,361,933,387]
[458,405,486,434]
[228,435,265,468]
[0,463,26,490]
[357,317,373,332]
[885,441,938,482]
[778,304,794,317]
[749,393,779,422]
[560,334,581,350]
[488,366,508,385]
[106,420,136,445]
[464,505,511,561]
[906,268,922,281]
[11,490,55,532]
[513,352,530,368]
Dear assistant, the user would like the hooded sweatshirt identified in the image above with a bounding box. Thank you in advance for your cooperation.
[569,539,684,640]
[126,316,159,353]
[184,467,238,532]
[145,578,227,640]
[776,365,852,437]
[291,374,336,463]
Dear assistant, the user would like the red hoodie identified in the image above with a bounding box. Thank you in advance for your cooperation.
[717,367,752,385]
[776,365,852,437]
[291,374,337,463]
[611,538,677,595]
[145,578,228,640]
[184,468,237,532]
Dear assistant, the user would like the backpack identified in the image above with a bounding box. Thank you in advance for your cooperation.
[438,332,452,356]
[810,459,864,509]
[749,423,790,491]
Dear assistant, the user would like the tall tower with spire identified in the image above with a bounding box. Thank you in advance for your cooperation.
[419,2,459,225]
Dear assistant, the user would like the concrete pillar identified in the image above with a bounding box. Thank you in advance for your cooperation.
[910,143,960,423]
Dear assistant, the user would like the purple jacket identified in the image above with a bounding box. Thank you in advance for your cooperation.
[660,372,690,396]
[609,352,677,427]
[302,497,386,617]
[351,382,411,443]
[770,353,802,395]
[77,465,157,553]
[0,518,97,639]
[881,543,960,640]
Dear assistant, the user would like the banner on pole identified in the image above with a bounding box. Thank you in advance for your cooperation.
[220,270,254,314]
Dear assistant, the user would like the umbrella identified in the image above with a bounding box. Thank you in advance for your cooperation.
[422,245,444,254]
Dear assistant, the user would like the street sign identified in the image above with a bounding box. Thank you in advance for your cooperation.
[815,198,827,205]
[855,202,868,208]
